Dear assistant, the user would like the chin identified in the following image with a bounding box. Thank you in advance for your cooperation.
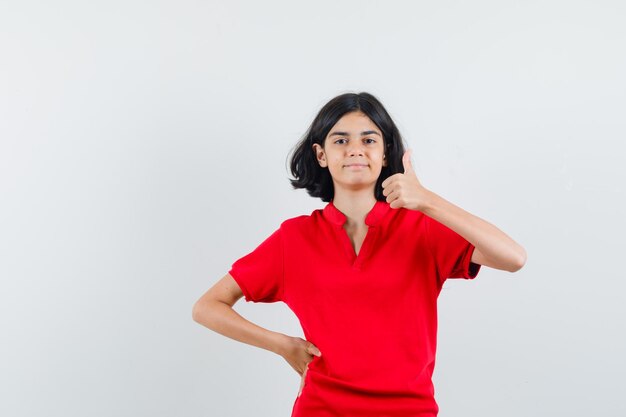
[335,178,378,189]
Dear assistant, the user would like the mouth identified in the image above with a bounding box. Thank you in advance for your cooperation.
[343,163,369,168]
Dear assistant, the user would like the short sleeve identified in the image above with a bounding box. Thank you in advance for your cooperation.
[228,228,284,303]
[424,215,481,285]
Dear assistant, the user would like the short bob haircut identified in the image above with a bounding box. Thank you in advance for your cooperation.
[289,92,406,202]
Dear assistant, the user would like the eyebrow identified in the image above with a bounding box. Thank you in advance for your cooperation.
[328,130,381,137]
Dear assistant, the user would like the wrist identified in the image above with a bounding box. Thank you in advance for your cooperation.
[269,332,290,356]
[418,188,437,213]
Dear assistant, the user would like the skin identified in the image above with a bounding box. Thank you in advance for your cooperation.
[192,110,527,397]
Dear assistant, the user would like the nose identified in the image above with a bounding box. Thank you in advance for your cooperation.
[347,142,365,156]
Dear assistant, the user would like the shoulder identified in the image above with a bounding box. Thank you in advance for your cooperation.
[387,206,427,228]
[280,215,309,230]
[278,207,324,232]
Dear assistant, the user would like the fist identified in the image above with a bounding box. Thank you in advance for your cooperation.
[381,149,429,211]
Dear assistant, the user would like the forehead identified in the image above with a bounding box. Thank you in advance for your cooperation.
[328,111,381,134]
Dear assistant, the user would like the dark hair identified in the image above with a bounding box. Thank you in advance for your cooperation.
[288,92,406,202]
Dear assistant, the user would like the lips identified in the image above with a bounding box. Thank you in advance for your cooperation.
[343,163,368,167]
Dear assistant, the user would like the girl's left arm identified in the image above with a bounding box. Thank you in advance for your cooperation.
[419,189,527,272]
[382,150,527,272]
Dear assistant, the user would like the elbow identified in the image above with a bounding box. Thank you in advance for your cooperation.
[508,248,527,273]
[192,300,207,323]
[192,298,226,327]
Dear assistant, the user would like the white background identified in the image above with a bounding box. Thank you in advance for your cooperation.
[1,1,625,416]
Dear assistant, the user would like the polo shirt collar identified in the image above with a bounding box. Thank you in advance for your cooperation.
[323,200,390,227]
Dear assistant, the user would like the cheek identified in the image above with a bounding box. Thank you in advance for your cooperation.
[371,150,385,163]
[328,155,344,166]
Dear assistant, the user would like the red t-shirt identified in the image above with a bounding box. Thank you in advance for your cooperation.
[229,200,481,417]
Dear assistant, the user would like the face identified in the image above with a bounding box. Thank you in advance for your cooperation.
[313,111,387,194]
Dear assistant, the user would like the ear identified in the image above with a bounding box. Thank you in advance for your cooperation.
[382,153,388,167]
[312,143,328,167]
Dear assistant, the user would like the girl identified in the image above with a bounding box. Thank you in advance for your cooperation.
[192,92,526,417]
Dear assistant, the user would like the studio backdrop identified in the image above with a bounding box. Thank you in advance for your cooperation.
[1,1,624,416]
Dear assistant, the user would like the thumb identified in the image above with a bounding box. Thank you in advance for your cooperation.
[307,344,322,357]
[402,149,414,174]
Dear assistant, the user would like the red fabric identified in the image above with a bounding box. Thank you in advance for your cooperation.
[229,200,481,417]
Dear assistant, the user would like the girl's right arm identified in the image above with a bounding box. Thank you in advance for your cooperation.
[192,273,321,378]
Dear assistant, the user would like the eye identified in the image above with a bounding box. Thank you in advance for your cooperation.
[334,138,347,144]
[364,138,376,144]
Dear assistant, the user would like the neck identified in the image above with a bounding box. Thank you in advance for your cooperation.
[332,187,377,228]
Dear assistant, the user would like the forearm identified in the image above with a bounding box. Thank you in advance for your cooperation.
[193,300,287,356]
[421,189,526,271]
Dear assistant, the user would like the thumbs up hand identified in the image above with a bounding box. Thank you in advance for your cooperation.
[381,150,430,211]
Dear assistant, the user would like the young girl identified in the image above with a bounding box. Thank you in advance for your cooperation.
[192,92,526,417]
